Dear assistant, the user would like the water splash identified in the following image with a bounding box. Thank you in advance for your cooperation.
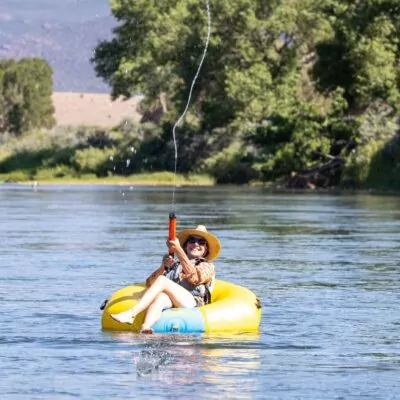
[136,349,172,377]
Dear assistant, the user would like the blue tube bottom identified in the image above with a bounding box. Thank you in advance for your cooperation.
[151,307,205,333]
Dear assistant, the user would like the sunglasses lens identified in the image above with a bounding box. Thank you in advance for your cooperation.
[188,237,206,245]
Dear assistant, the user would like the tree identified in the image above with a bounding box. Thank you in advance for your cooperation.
[313,0,400,111]
[91,0,400,186]
[0,58,55,135]
[93,0,321,129]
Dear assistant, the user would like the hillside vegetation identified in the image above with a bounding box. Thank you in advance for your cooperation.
[1,0,399,189]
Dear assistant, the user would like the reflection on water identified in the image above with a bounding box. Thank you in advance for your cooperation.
[1,185,400,399]
[109,332,262,393]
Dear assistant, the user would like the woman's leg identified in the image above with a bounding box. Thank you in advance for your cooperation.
[140,292,172,332]
[111,276,196,324]
[135,276,196,311]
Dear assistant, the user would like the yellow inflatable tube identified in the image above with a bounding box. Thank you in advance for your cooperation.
[101,279,262,334]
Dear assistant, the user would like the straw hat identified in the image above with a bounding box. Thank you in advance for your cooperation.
[177,225,221,261]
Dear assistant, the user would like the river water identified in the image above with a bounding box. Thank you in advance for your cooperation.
[1,184,399,399]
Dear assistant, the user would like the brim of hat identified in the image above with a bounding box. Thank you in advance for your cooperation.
[177,229,221,261]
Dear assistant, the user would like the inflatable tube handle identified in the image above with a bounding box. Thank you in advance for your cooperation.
[169,212,176,255]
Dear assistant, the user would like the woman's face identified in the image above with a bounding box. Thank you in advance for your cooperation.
[185,236,208,259]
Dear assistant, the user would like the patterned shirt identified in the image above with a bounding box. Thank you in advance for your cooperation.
[181,257,215,285]
[146,257,215,287]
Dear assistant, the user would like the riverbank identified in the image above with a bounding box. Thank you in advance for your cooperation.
[0,172,215,186]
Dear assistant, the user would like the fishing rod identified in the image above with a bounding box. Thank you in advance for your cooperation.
[167,0,211,244]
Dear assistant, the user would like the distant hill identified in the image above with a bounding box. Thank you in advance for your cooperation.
[0,0,116,92]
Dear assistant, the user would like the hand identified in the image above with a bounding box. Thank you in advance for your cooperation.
[166,237,182,254]
[162,254,175,270]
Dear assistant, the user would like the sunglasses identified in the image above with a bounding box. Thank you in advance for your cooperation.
[187,237,207,246]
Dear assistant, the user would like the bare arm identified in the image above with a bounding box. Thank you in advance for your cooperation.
[145,254,175,287]
[145,263,165,288]
[168,239,215,285]
[187,260,215,285]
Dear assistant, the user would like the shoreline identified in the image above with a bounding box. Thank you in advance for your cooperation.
[2,178,399,195]
[0,173,215,187]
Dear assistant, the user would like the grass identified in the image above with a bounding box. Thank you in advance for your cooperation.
[0,171,215,186]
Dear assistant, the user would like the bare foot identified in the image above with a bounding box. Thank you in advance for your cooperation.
[110,309,135,324]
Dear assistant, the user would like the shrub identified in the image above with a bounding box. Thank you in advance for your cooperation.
[35,165,77,180]
[71,147,116,176]
[342,102,399,188]
[0,169,33,182]
[203,142,258,184]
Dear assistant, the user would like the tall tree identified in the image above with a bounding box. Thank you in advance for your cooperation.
[91,0,399,185]
[0,58,55,135]
[313,0,400,111]
[92,0,330,129]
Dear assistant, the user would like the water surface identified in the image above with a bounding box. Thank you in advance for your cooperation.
[1,184,399,399]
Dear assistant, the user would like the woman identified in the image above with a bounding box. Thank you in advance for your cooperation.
[111,225,221,333]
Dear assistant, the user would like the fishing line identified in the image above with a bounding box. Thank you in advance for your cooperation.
[171,0,211,209]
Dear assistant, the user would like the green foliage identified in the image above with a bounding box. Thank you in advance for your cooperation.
[313,0,400,110]
[107,121,168,174]
[0,127,107,176]
[35,166,78,180]
[342,102,399,188]
[92,0,325,129]
[0,170,33,182]
[1,1,399,188]
[124,172,214,185]
[203,140,259,184]
[90,0,400,187]
[367,135,400,189]
[71,147,117,176]
[343,139,383,186]
[245,104,331,180]
[0,58,55,135]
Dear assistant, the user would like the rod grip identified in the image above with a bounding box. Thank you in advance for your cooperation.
[168,213,176,255]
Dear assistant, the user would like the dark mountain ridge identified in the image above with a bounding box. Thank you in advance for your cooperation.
[0,0,116,92]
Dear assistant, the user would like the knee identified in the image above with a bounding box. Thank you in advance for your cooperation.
[154,275,168,285]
